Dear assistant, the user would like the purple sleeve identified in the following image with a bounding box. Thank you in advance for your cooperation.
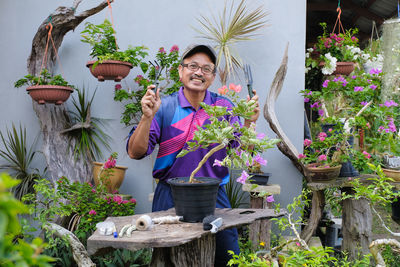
[126,118,161,159]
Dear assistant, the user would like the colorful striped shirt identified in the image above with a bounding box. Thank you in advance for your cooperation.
[127,87,240,185]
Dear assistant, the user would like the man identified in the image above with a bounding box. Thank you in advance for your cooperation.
[127,44,260,266]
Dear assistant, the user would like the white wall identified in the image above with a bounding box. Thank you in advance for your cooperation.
[0,0,306,214]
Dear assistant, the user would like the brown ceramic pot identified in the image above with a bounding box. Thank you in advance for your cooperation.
[332,62,355,76]
[86,60,133,82]
[305,163,342,182]
[93,162,128,193]
[26,85,74,105]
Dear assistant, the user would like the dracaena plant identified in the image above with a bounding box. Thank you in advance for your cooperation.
[177,83,280,183]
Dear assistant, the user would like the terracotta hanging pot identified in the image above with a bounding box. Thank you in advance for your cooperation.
[332,62,355,76]
[92,162,128,193]
[26,85,74,105]
[305,163,342,182]
[86,60,133,82]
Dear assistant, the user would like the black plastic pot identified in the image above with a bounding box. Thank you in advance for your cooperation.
[249,173,271,185]
[167,177,220,223]
[392,190,400,224]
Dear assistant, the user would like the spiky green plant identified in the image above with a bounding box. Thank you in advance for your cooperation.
[225,175,247,208]
[0,124,43,200]
[66,87,111,161]
[194,0,268,84]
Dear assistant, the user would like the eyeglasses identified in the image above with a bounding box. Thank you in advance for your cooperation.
[181,62,215,75]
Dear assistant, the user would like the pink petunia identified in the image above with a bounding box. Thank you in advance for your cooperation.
[236,170,249,184]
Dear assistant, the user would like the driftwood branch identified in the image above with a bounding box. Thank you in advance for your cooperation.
[369,239,400,267]
[44,223,95,267]
[263,42,307,179]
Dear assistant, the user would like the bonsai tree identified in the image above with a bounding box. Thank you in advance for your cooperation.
[177,84,280,184]
[80,19,147,68]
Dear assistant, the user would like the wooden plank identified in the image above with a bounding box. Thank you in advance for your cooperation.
[242,183,281,194]
[87,208,285,255]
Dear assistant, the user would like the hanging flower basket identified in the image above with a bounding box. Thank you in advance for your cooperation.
[332,62,355,76]
[86,60,133,82]
[305,163,342,182]
[26,85,74,105]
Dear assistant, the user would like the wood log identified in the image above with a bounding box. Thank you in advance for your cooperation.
[26,1,111,184]
[300,190,325,243]
[151,234,215,267]
[44,222,95,267]
[342,188,372,259]
[249,196,271,250]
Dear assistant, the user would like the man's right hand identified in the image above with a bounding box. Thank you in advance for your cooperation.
[141,85,161,119]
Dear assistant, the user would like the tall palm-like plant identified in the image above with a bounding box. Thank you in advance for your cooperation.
[0,124,43,200]
[64,87,111,161]
[195,0,269,84]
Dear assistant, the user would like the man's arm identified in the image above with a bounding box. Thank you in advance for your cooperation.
[128,86,161,159]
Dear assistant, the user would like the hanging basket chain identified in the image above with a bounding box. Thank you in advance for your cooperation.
[37,21,65,85]
[331,6,345,35]
[106,0,118,51]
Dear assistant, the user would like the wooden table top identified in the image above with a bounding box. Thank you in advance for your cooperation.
[87,208,285,255]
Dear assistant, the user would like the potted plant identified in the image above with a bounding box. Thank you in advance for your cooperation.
[114,45,182,126]
[247,160,271,186]
[167,84,280,222]
[93,152,128,194]
[306,22,361,76]
[299,129,349,182]
[81,19,148,82]
[14,69,75,105]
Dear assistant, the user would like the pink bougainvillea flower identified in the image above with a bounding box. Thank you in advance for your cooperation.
[304,97,310,103]
[369,68,382,75]
[158,47,166,54]
[115,84,122,90]
[307,91,312,96]
[236,170,249,184]
[328,128,333,132]
[113,195,123,204]
[213,159,223,167]
[89,210,97,215]
[135,75,144,84]
[303,139,312,147]
[256,133,266,140]
[354,86,364,92]
[298,153,306,159]
[318,132,327,142]
[130,198,137,203]
[266,195,275,203]
[362,151,371,159]
[253,154,267,166]
[104,158,116,169]
[318,154,327,161]
[366,122,371,128]
[122,200,129,204]
[296,242,301,247]
[91,189,96,193]
[229,83,242,93]
[170,45,179,53]
[318,109,324,117]
[218,85,228,95]
[310,102,320,108]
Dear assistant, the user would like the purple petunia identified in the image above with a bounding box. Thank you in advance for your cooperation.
[360,101,368,106]
[304,97,310,103]
[354,86,364,92]
[370,84,377,90]
[322,80,329,88]
[369,68,382,75]
[310,102,320,108]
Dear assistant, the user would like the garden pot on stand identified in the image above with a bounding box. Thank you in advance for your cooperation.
[248,172,271,186]
[92,162,128,193]
[332,62,355,76]
[305,163,342,182]
[167,177,220,222]
[86,60,133,82]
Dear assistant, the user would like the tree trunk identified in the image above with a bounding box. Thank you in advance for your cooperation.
[26,1,111,184]
[300,190,325,243]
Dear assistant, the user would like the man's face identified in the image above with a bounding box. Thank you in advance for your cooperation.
[178,52,216,93]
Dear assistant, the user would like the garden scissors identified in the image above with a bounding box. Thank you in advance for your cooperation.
[149,60,164,92]
[243,64,254,98]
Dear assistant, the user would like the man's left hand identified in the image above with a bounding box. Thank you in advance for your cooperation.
[244,89,260,127]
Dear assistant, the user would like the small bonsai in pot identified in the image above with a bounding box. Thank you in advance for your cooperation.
[168,84,280,222]
[81,19,148,82]
[14,69,75,105]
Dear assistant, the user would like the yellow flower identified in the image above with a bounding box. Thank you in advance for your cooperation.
[259,241,265,247]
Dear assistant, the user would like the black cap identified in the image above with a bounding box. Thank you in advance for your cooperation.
[181,44,217,65]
